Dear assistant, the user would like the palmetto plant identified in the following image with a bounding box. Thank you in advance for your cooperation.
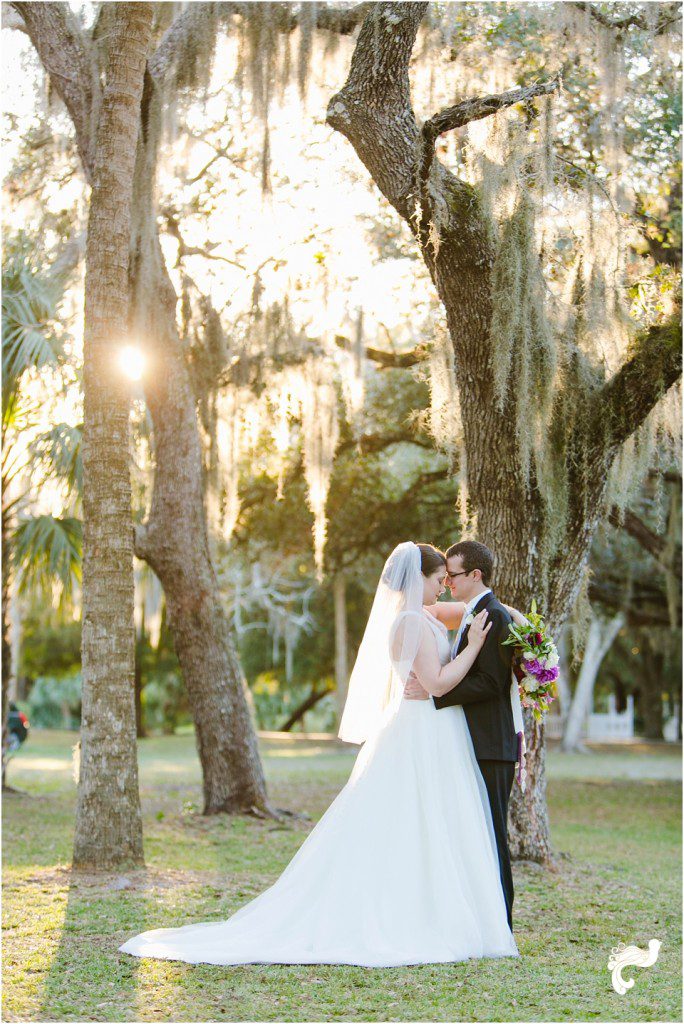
[2,233,82,786]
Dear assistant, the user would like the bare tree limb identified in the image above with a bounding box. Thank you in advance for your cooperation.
[334,333,427,368]
[608,506,666,560]
[589,578,677,627]
[184,145,231,185]
[162,208,247,271]
[423,70,567,141]
[649,469,681,485]
[607,506,683,576]
[280,683,334,732]
[336,432,435,455]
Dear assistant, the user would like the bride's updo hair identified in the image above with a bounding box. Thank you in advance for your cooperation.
[416,543,446,576]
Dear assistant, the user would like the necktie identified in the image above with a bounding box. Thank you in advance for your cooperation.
[451,617,468,660]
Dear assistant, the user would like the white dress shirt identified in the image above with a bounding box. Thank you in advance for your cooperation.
[451,588,492,660]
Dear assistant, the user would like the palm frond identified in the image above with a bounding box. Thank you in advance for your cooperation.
[29,422,83,495]
[1,234,67,425]
[10,513,82,605]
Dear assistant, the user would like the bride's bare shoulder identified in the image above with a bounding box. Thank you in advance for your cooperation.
[424,601,465,631]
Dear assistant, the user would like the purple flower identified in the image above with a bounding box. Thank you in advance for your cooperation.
[524,660,559,685]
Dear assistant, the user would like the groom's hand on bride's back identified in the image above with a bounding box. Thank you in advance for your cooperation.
[404,674,430,700]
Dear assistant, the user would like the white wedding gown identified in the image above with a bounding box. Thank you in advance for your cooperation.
[119,612,520,966]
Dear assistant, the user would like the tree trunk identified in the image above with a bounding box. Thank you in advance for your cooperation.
[562,613,625,752]
[327,1,681,862]
[73,3,153,869]
[327,0,554,861]
[15,0,273,819]
[134,643,145,739]
[1,506,13,790]
[333,572,349,725]
[281,687,331,733]
[554,624,572,719]
[130,84,272,817]
[639,636,665,740]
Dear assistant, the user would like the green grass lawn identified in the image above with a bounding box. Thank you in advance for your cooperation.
[3,731,681,1023]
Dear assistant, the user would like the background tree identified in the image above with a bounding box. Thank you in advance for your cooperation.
[70,1,154,868]
[325,0,681,861]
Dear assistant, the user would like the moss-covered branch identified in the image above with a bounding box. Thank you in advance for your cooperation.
[148,2,373,87]
[572,1,681,35]
[11,1,99,181]
[596,316,682,454]
[417,68,566,209]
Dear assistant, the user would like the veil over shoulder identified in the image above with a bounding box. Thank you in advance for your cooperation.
[338,541,425,745]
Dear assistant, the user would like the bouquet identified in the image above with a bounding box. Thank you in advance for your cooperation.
[502,599,559,722]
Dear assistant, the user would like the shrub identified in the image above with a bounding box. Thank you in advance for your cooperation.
[26,672,82,729]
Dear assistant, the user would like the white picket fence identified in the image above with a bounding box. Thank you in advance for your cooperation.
[544,695,681,742]
[587,694,634,740]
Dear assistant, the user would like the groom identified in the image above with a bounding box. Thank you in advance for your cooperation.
[404,540,518,931]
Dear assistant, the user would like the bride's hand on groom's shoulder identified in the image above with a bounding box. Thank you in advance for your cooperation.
[466,609,493,647]
[502,604,531,627]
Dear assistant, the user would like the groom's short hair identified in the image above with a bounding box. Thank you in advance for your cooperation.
[446,540,494,586]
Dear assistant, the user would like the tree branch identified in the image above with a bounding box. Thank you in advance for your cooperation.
[11,1,99,182]
[572,1,682,36]
[608,506,681,574]
[148,2,372,87]
[609,506,666,560]
[280,683,334,732]
[424,71,566,141]
[597,317,682,454]
[334,333,427,368]
[416,66,567,237]
[589,578,676,627]
[133,523,151,562]
[336,431,435,455]
[327,3,428,213]
[162,208,247,271]
[1,2,26,32]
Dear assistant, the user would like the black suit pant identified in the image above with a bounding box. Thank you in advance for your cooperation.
[476,759,515,931]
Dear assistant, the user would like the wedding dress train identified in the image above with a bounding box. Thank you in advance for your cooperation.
[119,612,519,967]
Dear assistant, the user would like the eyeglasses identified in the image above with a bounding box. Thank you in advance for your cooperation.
[445,570,471,581]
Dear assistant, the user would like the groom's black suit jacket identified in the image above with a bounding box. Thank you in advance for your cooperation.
[433,591,518,761]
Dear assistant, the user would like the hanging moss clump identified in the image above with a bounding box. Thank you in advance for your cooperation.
[489,188,556,484]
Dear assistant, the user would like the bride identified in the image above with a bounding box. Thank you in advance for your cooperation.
[119,541,520,966]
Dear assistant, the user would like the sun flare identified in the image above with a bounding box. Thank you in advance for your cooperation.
[118,345,145,382]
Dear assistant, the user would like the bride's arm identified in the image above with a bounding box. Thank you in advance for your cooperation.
[411,613,491,698]
[502,603,531,628]
[423,601,465,632]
